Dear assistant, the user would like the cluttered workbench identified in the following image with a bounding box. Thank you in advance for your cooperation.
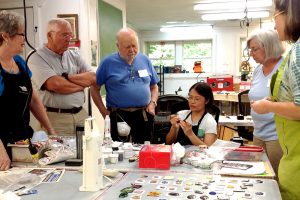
[3,139,280,200]
[1,115,280,200]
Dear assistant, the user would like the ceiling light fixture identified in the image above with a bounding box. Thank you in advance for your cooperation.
[201,11,269,21]
[160,25,213,33]
[194,0,272,11]
[166,21,187,24]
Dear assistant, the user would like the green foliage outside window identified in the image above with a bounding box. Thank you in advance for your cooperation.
[146,40,213,73]
[147,42,175,67]
[183,41,212,58]
[183,40,212,73]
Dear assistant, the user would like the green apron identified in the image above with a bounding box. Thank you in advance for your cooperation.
[271,52,300,200]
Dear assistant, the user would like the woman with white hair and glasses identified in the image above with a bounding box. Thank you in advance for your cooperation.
[251,0,300,198]
[247,29,284,177]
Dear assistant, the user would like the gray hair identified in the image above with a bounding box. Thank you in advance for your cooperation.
[247,29,284,60]
[47,18,71,34]
[0,10,24,45]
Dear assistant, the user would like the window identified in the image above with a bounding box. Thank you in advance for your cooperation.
[183,40,212,73]
[147,42,175,67]
[146,40,213,73]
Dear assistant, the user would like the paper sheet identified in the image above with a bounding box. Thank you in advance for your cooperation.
[218,161,266,175]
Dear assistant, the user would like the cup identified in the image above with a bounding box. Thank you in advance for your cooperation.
[112,143,119,151]
[103,154,109,164]
[117,150,124,161]
[110,154,119,164]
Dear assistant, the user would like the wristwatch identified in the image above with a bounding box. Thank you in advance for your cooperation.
[62,72,69,80]
[149,100,157,107]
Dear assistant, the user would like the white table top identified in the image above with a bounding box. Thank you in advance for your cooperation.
[219,115,254,126]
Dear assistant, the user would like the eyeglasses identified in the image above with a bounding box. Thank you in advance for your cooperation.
[249,47,262,53]
[49,31,73,39]
[188,95,202,103]
[15,33,25,37]
[272,11,285,21]
[61,33,74,39]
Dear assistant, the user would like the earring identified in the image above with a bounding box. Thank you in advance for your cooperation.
[5,41,8,46]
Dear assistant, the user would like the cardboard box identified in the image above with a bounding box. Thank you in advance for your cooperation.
[139,145,172,169]
[207,76,234,92]
[8,144,35,163]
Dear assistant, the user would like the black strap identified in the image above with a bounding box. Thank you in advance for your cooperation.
[184,110,208,128]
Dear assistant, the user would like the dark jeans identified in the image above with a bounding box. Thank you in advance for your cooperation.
[109,109,154,144]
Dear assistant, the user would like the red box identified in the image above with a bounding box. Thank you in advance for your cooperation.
[207,76,234,92]
[139,145,172,170]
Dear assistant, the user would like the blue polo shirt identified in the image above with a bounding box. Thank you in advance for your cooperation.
[96,52,159,108]
[0,55,32,96]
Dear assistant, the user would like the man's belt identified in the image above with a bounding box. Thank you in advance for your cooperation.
[46,106,82,114]
[109,107,148,121]
[110,107,145,112]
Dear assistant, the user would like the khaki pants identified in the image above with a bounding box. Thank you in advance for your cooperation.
[253,137,283,177]
[42,109,88,136]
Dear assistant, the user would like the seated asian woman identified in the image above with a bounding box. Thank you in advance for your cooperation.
[166,82,217,146]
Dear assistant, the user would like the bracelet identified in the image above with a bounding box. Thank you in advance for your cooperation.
[62,72,69,80]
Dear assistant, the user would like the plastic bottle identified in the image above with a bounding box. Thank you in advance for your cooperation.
[104,115,112,148]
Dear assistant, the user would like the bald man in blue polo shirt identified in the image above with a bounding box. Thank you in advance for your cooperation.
[91,28,159,144]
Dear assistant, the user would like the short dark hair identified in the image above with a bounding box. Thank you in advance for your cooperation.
[189,82,214,108]
[274,0,300,42]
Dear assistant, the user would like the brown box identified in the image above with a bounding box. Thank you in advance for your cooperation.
[8,144,35,163]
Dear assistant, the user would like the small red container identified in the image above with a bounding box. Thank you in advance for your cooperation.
[207,76,234,92]
[139,145,172,169]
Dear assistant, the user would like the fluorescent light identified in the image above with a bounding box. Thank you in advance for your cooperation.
[202,11,269,21]
[166,21,187,24]
[160,26,213,33]
[194,0,272,11]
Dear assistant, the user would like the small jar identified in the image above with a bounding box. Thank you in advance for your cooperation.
[110,154,119,164]
[117,150,124,161]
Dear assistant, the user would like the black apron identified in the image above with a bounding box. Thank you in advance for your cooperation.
[0,60,33,157]
[176,110,207,145]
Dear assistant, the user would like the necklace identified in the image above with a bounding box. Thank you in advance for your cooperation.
[0,58,15,73]
[9,60,14,73]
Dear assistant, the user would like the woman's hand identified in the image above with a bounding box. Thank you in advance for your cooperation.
[179,120,193,137]
[0,141,11,171]
[251,98,271,114]
[170,114,180,128]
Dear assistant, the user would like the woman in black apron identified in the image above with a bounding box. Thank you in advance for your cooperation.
[166,82,217,146]
[0,10,54,171]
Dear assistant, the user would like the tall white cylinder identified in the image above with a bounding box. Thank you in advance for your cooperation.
[79,117,103,191]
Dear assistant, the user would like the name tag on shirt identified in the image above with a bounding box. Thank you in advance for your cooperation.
[138,69,149,77]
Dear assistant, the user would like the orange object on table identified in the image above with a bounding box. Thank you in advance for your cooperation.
[193,61,202,73]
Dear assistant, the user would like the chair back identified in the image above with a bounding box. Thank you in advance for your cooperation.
[156,94,187,115]
[238,89,250,115]
[237,89,253,141]
[207,104,220,123]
